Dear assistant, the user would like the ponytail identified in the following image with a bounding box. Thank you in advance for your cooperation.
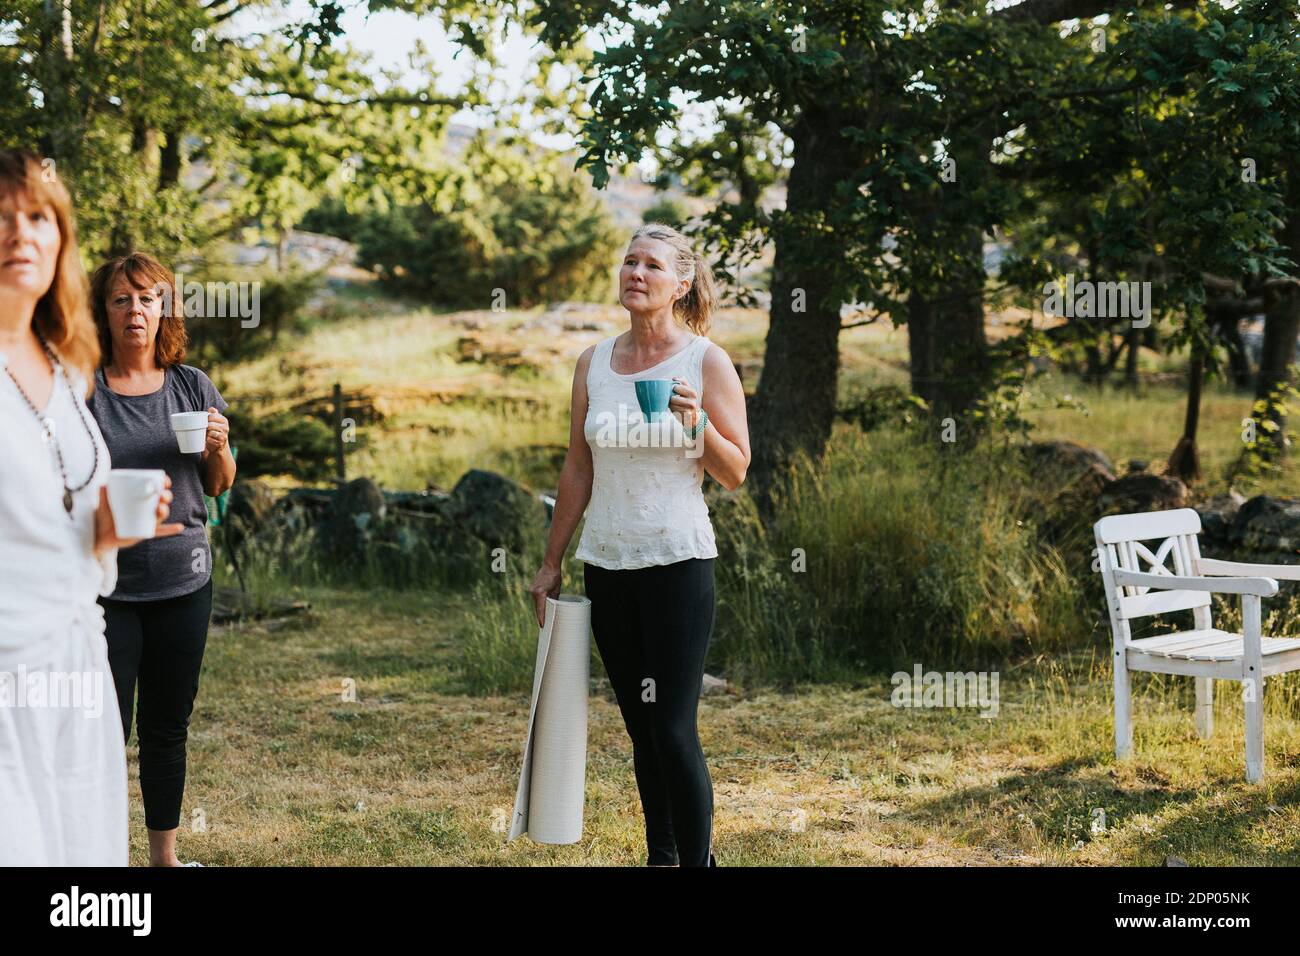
[677,249,717,336]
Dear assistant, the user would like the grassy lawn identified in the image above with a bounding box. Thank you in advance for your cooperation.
[133,587,1300,866]
[162,289,1298,867]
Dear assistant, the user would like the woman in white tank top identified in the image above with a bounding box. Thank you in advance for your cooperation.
[530,223,751,867]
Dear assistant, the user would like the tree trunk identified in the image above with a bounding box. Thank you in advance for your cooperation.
[747,109,863,514]
[1123,323,1140,390]
[1211,310,1253,389]
[1252,295,1300,461]
[276,227,289,276]
[905,200,988,427]
[1250,164,1300,463]
[159,125,183,190]
[905,121,991,429]
[1166,340,1205,483]
[39,0,81,163]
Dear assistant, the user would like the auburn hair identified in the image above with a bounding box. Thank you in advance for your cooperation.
[0,149,98,395]
[90,251,189,369]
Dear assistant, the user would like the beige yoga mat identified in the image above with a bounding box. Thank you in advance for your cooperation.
[509,593,591,844]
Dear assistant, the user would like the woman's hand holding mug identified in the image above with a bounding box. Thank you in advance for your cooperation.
[94,474,184,556]
[203,406,230,458]
[669,376,701,431]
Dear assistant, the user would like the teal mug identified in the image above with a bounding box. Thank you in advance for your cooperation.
[634,378,677,423]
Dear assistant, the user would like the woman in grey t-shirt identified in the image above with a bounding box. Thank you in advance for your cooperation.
[87,251,236,867]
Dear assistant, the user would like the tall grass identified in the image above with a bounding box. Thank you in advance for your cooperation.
[211,506,546,605]
[452,423,1096,693]
[709,425,1092,685]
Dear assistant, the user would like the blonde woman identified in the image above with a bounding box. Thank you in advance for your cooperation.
[530,222,751,867]
[0,149,180,865]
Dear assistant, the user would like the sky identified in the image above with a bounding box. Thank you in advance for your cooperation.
[234,1,589,149]
[232,0,722,165]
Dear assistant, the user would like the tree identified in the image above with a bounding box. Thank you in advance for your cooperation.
[353,135,620,308]
[527,0,1210,508]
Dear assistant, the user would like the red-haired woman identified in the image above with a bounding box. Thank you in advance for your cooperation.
[0,149,180,866]
[88,252,236,867]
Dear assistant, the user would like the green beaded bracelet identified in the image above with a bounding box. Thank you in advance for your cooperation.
[686,408,709,440]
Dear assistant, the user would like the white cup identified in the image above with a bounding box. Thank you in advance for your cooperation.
[171,411,209,454]
[107,469,166,539]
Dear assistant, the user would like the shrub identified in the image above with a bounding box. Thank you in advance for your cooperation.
[353,140,619,309]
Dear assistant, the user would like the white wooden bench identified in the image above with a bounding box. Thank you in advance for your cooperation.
[1094,507,1300,782]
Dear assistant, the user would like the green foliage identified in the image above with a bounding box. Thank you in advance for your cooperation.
[188,268,323,364]
[1230,376,1300,486]
[640,195,690,228]
[224,409,336,481]
[837,384,929,433]
[298,196,367,242]
[714,428,1090,683]
[354,138,619,308]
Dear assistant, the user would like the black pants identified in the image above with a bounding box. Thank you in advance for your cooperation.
[584,557,717,867]
[99,578,213,832]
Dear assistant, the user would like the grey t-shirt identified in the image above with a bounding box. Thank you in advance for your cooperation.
[88,364,228,601]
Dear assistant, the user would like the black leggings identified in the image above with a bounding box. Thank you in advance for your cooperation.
[583,557,717,867]
[99,579,213,832]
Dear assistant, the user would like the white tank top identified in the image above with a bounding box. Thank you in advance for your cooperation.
[574,332,719,570]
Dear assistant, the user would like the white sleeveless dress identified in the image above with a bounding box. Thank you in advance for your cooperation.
[575,333,719,570]
[0,351,128,866]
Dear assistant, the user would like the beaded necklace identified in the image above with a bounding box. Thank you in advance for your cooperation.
[2,333,98,517]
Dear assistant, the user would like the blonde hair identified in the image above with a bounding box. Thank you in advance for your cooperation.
[629,222,717,335]
[0,149,98,395]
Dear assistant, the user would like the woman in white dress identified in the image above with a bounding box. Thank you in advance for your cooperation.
[0,148,180,866]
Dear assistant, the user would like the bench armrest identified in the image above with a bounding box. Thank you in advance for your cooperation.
[1197,558,1300,582]
[1112,568,1279,597]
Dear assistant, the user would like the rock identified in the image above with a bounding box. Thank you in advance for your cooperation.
[455,334,534,371]
[1031,462,1115,558]
[446,468,547,552]
[1127,459,1149,474]
[1228,495,1300,556]
[1023,441,1116,490]
[313,477,387,563]
[700,673,729,697]
[1098,473,1189,515]
[1165,855,1188,867]
[225,478,276,535]
[335,477,387,524]
[1196,490,1246,546]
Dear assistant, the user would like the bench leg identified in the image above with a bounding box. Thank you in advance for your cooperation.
[1243,594,1265,783]
[1194,677,1213,739]
[1114,655,1132,759]
[1245,683,1264,783]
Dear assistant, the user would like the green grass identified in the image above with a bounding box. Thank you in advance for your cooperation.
[1023,370,1294,498]
[164,284,1299,866]
[141,587,1300,866]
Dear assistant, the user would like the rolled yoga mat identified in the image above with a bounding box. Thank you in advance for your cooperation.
[509,593,591,844]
